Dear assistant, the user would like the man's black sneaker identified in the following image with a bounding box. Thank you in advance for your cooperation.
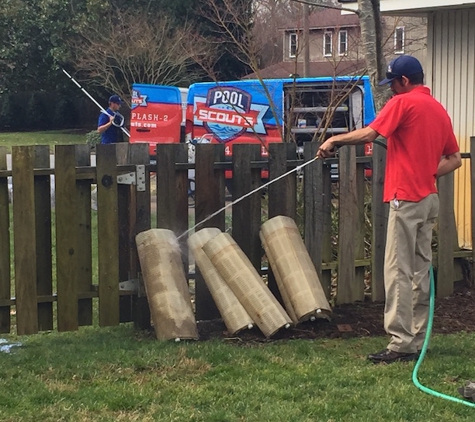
[367,348,418,364]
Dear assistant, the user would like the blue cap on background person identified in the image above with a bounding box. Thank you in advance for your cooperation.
[379,55,423,85]
[109,94,123,105]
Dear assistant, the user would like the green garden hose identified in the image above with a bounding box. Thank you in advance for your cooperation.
[412,266,475,408]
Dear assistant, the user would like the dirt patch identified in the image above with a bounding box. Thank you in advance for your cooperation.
[196,280,475,342]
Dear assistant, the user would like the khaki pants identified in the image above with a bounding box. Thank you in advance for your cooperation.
[384,194,439,353]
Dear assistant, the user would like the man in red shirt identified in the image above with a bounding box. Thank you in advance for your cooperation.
[317,55,461,364]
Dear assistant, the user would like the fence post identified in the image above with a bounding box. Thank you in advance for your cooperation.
[371,140,388,302]
[12,146,38,335]
[437,172,455,297]
[96,144,120,327]
[35,146,53,331]
[232,144,262,271]
[0,147,10,333]
[194,143,226,321]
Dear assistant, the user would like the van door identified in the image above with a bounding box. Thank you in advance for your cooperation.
[130,84,183,157]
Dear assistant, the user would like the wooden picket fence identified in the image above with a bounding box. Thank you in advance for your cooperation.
[0,141,471,335]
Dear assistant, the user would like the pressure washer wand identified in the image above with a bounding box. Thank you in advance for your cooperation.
[62,68,130,138]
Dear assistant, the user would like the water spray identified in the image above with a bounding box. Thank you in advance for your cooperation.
[177,155,320,241]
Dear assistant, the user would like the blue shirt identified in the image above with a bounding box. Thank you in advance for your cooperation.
[98,109,120,144]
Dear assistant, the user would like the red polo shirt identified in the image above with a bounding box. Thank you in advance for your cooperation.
[369,86,459,202]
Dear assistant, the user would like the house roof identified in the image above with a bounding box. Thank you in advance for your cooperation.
[280,7,360,31]
[244,60,366,79]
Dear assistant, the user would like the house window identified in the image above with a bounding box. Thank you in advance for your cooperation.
[394,27,405,54]
[289,33,298,58]
[338,30,348,56]
[324,31,332,56]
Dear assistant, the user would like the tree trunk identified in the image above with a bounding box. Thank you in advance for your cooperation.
[358,0,390,111]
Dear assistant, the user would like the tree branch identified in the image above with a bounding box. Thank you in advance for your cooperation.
[289,0,360,15]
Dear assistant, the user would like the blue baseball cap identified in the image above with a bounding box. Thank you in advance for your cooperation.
[109,94,122,104]
[379,55,423,85]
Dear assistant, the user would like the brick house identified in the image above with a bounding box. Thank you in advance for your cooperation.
[252,7,426,78]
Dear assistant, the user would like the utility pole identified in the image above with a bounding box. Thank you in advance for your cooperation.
[303,3,310,77]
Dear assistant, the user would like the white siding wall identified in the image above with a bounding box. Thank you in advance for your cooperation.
[427,8,475,248]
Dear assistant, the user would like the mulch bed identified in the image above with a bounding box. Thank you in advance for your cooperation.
[197,280,475,342]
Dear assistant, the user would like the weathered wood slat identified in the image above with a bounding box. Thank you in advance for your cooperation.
[0,147,10,333]
[355,160,366,300]
[470,138,475,286]
[371,141,388,301]
[96,144,120,326]
[156,143,189,243]
[194,143,226,320]
[337,146,363,303]
[75,145,93,326]
[12,146,38,334]
[34,146,53,331]
[267,143,297,301]
[232,144,262,271]
[268,143,297,219]
[116,143,134,323]
[303,143,332,299]
[55,145,79,332]
[0,298,14,307]
[127,144,151,330]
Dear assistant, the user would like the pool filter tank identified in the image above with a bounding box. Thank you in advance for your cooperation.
[188,228,254,334]
[260,216,332,322]
[136,229,198,341]
[202,232,292,337]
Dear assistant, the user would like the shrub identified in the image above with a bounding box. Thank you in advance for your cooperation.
[86,130,101,147]
[54,97,75,129]
[27,92,50,130]
[0,93,22,130]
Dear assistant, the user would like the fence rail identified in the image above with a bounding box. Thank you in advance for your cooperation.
[0,141,471,335]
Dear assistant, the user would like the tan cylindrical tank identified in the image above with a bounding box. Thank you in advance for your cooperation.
[260,216,332,322]
[202,232,292,337]
[261,241,299,324]
[135,229,198,341]
[188,228,254,335]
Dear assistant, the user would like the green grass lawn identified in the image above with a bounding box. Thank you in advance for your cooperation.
[0,130,87,151]
[1,326,475,421]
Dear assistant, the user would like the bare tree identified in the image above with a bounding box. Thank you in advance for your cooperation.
[288,0,390,110]
[186,0,368,152]
[188,0,286,140]
[357,0,388,110]
[252,0,302,68]
[70,10,203,106]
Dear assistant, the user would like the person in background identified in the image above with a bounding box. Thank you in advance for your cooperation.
[317,55,462,364]
[97,94,123,144]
